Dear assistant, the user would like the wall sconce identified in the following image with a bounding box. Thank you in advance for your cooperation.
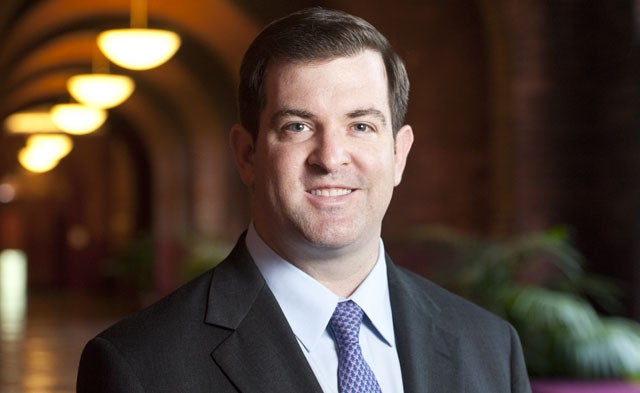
[50,103,107,135]
[97,0,181,70]
[67,73,135,108]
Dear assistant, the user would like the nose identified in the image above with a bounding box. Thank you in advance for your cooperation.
[307,128,350,173]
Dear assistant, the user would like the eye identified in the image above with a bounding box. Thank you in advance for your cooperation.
[352,123,373,133]
[284,123,309,133]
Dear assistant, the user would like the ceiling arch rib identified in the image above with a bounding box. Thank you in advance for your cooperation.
[1,33,97,116]
[6,32,96,86]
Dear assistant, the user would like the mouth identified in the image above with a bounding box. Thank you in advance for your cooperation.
[308,188,354,197]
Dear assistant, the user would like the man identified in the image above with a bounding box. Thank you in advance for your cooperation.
[77,7,532,393]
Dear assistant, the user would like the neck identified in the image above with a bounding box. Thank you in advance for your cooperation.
[291,244,380,297]
[255,226,381,298]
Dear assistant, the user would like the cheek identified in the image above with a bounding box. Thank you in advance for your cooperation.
[365,147,396,177]
[258,148,299,193]
[373,154,400,199]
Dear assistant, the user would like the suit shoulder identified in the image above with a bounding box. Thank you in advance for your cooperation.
[97,269,215,344]
[392,264,509,329]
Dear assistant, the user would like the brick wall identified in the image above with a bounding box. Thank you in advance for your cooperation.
[340,0,640,317]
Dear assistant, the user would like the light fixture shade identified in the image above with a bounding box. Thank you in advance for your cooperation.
[18,134,74,173]
[50,104,107,135]
[27,134,73,161]
[67,74,135,109]
[97,28,181,70]
[18,147,58,173]
[4,111,59,134]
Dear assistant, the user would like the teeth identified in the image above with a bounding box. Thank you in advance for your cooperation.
[310,188,352,197]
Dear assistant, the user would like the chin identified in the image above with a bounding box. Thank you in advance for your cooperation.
[300,226,364,250]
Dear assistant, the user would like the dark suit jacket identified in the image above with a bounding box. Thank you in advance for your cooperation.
[77,235,532,392]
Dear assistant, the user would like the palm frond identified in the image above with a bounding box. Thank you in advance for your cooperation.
[508,287,601,339]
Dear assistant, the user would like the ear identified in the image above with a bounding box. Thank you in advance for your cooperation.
[393,124,414,186]
[230,124,256,187]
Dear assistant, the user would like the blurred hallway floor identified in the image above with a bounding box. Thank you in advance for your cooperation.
[1,290,135,393]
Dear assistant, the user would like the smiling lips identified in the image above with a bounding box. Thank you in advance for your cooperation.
[308,188,353,197]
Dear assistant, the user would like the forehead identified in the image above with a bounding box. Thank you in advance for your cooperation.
[262,50,390,115]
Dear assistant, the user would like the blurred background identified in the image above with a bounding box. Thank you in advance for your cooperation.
[1,0,640,391]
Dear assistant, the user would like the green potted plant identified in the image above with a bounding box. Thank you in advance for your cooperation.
[402,225,640,382]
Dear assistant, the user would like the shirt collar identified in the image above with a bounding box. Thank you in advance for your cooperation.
[246,224,395,352]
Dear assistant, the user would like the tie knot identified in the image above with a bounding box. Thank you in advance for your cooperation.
[330,300,364,347]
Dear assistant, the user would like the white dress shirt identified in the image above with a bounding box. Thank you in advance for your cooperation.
[246,224,404,393]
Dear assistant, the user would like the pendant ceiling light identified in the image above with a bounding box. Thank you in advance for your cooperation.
[26,134,74,161]
[50,104,107,135]
[18,134,74,173]
[18,148,58,173]
[4,110,60,134]
[67,73,135,109]
[97,0,181,70]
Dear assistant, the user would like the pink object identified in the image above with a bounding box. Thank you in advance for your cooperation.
[531,381,640,393]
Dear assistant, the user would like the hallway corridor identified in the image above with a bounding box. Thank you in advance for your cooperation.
[1,291,134,393]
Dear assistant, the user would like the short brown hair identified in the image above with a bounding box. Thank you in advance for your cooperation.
[237,7,410,139]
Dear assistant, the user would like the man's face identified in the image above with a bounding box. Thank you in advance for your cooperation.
[233,49,413,260]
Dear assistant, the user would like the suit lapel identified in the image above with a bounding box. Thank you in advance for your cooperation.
[387,258,463,393]
[204,237,323,393]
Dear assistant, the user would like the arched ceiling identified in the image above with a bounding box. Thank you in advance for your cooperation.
[0,0,263,132]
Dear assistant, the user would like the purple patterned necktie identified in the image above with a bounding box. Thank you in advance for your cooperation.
[329,300,383,393]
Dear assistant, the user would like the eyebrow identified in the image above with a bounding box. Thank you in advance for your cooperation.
[269,109,315,129]
[269,107,388,128]
[347,108,387,126]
